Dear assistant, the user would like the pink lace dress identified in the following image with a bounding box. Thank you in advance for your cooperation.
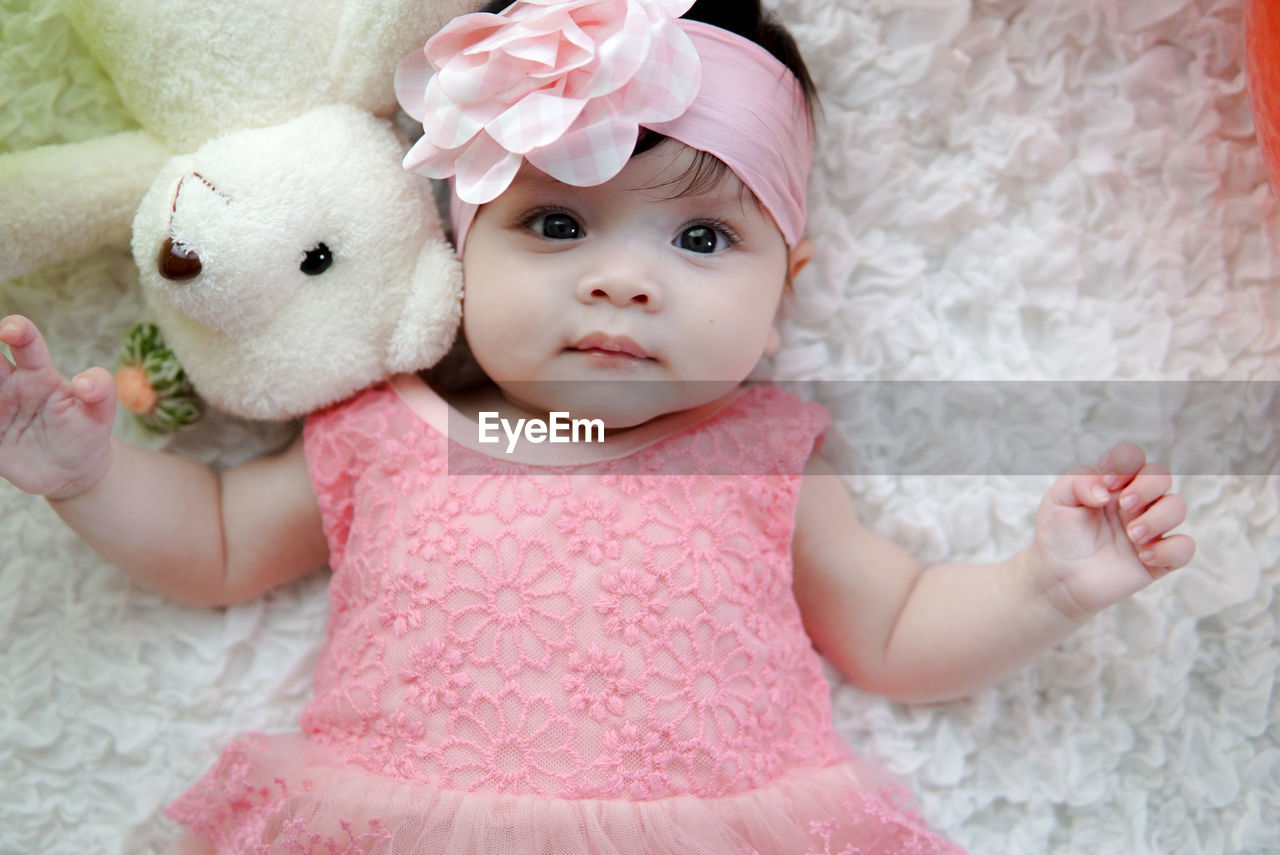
[166,375,966,855]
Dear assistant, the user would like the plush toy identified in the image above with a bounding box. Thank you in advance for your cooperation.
[0,0,479,424]
[125,104,462,422]
[114,322,205,433]
[0,0,475,283]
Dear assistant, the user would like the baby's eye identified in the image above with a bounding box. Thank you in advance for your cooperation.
[675,223,737,254]
[527,211,583,240]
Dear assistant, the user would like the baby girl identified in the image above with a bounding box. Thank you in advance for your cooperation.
[0,0,1193,852]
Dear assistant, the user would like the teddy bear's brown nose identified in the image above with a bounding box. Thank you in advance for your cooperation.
[158,237,202,281]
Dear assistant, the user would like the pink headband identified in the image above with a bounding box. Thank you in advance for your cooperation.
[394,0,813,250]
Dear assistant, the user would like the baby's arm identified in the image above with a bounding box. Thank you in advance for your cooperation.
[1,316,327,605]
[791,446,1193,703]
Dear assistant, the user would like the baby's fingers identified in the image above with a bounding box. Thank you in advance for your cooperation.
[1045,465,1106,508]
[71,367,117,425]
[1054,443,1150,508]
[1124,492,1187,547]
[0,315,54,373]
[1136,533,1196,574]
[1096,442,1147,490]
[1117,462,1173,521]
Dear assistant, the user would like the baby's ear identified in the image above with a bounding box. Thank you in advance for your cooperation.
[788,238,815,282]
[385,239,464,374]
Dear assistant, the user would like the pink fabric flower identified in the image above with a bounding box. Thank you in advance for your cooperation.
[560,644,637,722]
[555,493,624,566]
[397,0,702,203]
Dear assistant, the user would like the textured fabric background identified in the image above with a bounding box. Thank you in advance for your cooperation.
[1,0,1277,853]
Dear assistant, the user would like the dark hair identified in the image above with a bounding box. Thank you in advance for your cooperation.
[476,1,819,199]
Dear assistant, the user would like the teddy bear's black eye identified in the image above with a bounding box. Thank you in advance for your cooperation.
[300,243,333,275]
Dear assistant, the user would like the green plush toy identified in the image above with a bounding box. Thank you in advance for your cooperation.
[115,323,202,434]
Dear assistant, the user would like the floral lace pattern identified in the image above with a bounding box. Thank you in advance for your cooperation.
[299,382,834,799]
[167,381,967,853]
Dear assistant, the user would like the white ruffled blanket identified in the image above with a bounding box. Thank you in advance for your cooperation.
[1,0,1277,852]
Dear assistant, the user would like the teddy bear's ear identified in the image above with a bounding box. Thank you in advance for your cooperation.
[385,236,464,375]
[330,0,483,115]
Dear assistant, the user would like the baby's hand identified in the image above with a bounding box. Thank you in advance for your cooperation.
[1030,443,1194,621]
[0,315,116,500]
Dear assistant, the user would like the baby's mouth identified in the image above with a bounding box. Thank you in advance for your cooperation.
[569,333,654,360]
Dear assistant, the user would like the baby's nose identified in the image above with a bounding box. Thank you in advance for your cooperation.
[576,263,662,310]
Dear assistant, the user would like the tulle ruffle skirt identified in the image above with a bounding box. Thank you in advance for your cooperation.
[167,732,966,854]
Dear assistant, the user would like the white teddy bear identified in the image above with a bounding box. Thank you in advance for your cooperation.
[2,0,478,425]
[0,0,476,283]
[127,105,462,422]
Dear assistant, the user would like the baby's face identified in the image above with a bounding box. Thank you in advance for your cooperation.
[460,141,804,428]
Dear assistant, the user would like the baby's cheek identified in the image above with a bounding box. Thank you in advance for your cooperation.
[715,306,779,372]
[465,325,514,378]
